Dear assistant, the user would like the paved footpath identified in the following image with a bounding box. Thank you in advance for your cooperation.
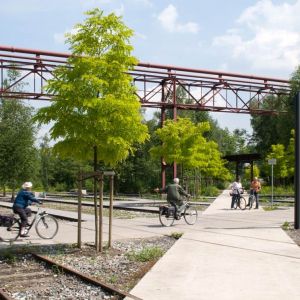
[127,190,300,300]
[1,191,300,299]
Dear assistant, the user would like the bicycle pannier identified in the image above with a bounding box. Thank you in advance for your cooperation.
[0,215,14,227]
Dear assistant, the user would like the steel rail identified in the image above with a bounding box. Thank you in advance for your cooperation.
[32,253,142,300]
[0,288,14,300]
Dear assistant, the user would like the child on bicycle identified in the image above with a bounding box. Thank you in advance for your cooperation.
[12,182,41,237]
[155,178,191,218]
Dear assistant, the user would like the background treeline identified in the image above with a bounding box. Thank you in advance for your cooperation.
[1,67,300,196]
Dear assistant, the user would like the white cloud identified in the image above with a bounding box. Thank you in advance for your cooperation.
[212,0,300,72]
[157,4,199,34]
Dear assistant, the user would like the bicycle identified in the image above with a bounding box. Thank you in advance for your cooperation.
[0,204,59,243]
[231,190,246,210]
[248,190,257,209]
[159,198,198,227]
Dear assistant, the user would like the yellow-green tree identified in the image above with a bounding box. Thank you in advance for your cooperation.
[266,144,288,179]
[150,117,230,180]
[34,8,149,166]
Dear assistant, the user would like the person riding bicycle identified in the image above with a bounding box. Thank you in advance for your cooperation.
[12,182,41,237]
[155,178,190,218]
[230,176,243,209]
[249,177,261,209]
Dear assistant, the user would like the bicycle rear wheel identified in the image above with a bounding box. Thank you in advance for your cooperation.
[183,205,198,225]
[0,218,20,242]
[35,215,58,239]
[159,207,175,227]
[239,197,247,210]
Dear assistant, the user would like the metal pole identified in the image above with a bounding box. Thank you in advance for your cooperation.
[295,92,300,229]
[108,175,114,248]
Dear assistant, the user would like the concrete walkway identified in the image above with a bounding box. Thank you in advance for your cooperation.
[1,193,300,299]
[127,190,300,300]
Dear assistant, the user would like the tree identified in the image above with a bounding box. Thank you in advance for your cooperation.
[0,100,38,197]
[34,8,149,166]
[0,69,38,197]
[266,144,288,182]
[150,117,230,181]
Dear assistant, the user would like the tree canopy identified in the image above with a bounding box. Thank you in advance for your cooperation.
[34,8,148,166]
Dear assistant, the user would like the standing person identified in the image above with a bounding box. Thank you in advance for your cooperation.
[155,178,190,217]
[12,182,40,237]
[249,177,261,209]
[230,176,243,209]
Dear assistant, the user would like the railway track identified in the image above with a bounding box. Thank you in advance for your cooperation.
[0,252,141,300]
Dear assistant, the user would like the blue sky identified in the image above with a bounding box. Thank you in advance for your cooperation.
[1,0,300,134]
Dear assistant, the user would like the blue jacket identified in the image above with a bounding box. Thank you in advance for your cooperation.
[13,189,39,209]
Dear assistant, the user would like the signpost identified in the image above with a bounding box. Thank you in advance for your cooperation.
[268,159,277,206]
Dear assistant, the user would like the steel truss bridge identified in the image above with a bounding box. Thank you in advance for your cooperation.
[0,45,291,115]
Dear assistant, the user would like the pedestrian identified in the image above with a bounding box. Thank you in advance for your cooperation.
[12,182,40,237]
[249,177,261,209]
[230,176,243,209]
[155,178,190,217]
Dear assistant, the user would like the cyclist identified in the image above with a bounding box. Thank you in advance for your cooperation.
[155,178,191,218]
[249,177,261,209]
[12,182,41,237]
[230,176,243,209]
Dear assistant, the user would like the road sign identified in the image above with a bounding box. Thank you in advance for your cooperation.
[268,158,277,165]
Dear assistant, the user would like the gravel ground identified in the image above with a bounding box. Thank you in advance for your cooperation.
[284,224,300,247]
[0,236,177,299]
[45,236,177,292]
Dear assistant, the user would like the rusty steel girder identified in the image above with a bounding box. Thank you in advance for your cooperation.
[0,45,291,115]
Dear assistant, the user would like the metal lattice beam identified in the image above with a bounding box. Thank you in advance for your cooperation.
[0,45,291,114]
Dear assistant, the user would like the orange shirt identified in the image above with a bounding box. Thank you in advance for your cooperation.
[251,180,261,192]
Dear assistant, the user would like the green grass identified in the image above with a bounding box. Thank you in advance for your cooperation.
[169,232,183,240]
[282,221,291,230]
[126,246,164,262]
[263,204,279,211]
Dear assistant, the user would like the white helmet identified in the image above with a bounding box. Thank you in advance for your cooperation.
[173,178,180,184]
[22,182,33,189]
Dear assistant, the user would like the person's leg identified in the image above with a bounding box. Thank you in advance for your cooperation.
[255,192,259,209]
[231,195,236,208]
[13,206,29,236]
[177,199,185,214]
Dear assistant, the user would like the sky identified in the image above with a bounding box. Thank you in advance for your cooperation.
[1,0,300,136]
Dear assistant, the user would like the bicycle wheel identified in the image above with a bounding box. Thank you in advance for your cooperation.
[233,196,238,209]
[0,218,20,242]
[238,197,247,210]
[183,205,198,225]
[35,215,59,239]
[159,207,175,227]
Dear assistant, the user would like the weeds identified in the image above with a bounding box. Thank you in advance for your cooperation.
[126,246,164,262]
[169,232,183,240]
[282,221,291,230]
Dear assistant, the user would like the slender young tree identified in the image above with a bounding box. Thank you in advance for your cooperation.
[33,8,149,249]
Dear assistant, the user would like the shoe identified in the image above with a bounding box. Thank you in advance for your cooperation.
[20,234,30,237]
[254,207,258,209]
